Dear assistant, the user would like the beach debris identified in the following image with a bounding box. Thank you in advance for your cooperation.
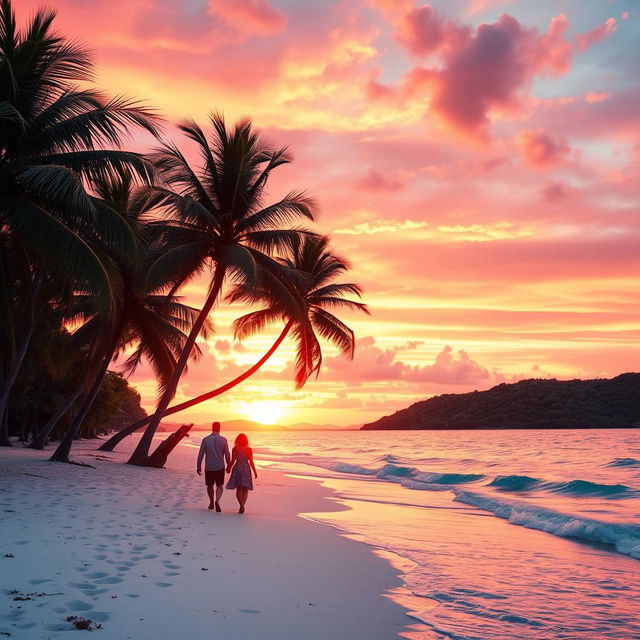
[65,615,102,630]
[0,631,11,636]
[173,552,182,555]
[201,567,208,571]
[4,553,14,558]
[7,590,63,600]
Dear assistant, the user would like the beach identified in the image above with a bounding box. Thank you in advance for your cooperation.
[0,437,412,640]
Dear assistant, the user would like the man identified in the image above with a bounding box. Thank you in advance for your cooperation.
[196,422,231,512]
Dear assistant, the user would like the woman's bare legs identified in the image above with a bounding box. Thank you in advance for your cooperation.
[235,487,249,513]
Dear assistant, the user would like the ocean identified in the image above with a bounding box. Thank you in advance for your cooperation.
[239,428,640,640]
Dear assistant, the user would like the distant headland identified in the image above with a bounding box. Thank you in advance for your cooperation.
[361,373,640,430]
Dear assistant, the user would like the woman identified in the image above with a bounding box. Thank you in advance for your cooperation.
[226,433,258,513]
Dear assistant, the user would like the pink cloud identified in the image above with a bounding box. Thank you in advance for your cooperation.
[323,338,496,387]
[541,181,574,202]
[575,17,617,52]
[395,4,468,56]
[516,129,569,167]
[210,0,287,36]
[585,91,611,104]
[215,339,232,353]
[354,167,408,191]
[389,12,620,138]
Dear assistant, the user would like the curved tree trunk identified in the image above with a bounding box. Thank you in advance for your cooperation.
[128,266,226,466]
[99,321,292,452]
[145,423,193,468]
[29,385,84,449]
[50,328,122,463]
[0,403,9,447]
[0,270,40,435]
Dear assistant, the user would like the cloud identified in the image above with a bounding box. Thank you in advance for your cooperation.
[214,339,231,354]
[575,17,617,52]
[209,0,287,37]
[437,221,534,240]
[354,167,410,191]
[323,337,497,387]
[541,181,574,202]
[395,4,469,56]
[334,218,429,235]
[383,10,619,138]
[516,129,570,167]
[585,91,612,104]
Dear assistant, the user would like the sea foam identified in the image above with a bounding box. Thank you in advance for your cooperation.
[454,490,640,559]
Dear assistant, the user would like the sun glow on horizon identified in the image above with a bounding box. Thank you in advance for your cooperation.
[243,400,286,425]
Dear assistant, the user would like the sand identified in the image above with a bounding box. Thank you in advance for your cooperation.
[0,437,410,639]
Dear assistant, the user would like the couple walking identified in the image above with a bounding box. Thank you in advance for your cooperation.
[196,422,258,514]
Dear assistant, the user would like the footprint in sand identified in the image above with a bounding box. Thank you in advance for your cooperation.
[95,576,123,584]
[29,579,52,585]
[154,582,173,588]
[89,611,111,622]
[86,572,108,579]
[125,594,140,598]
[70,582,98,591]
[238,609,262,614]
[66,600,94,612]
[164,572,180,577]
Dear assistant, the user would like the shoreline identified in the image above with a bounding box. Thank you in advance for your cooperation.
[0,437,412,640]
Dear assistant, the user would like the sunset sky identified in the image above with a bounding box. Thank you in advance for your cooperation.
[24,0,640,426]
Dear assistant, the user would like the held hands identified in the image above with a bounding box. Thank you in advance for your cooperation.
[254,471,258,479]
[226,466,232,473]
[196,469,201,476]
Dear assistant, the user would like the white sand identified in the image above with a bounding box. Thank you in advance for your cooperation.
[0,437,410,639]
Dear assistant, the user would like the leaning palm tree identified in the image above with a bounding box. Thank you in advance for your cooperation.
[127,114,316,466]
[99,234,367,452]
[0,0,161,431]
[49,174,211,463]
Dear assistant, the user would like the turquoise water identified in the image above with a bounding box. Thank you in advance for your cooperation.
[242,428,640,640]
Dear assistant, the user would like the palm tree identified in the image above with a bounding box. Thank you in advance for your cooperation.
[127,114,316,466]
[49,174,211,462]
[0,0,161,435]
[99,235,368,452]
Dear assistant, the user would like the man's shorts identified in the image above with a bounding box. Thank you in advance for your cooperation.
[204,469,225,487]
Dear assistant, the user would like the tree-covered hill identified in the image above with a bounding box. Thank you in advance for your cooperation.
[361,373,640,430]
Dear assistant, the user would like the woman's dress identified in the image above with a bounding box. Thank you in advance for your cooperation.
[226,451,253,490]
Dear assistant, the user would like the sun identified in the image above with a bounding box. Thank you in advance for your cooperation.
[244,400,285,425]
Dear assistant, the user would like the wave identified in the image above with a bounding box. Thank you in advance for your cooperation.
[607,457,640,468]
[487,475,635,498]
[454,490,640,559]
[488,475,540,491]
[329,461,483,484]
[548,479,634,497]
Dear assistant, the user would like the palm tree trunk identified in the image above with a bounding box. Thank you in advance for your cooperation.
[145,423,193,468]
[0,282,39,435]
[99,321,292,452]
[29,384,84,449]
[50,329,122,463]
[0,402,9,447]
[128,266,227,466]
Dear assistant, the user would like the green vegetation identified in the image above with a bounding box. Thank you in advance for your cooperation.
[361,374,640,430]
[0,0,365,465]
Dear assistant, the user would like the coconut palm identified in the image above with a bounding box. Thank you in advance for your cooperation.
[127,114,316,466]
[0,0,161,434]
[99,234,368,453]
[48,174,212,462]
